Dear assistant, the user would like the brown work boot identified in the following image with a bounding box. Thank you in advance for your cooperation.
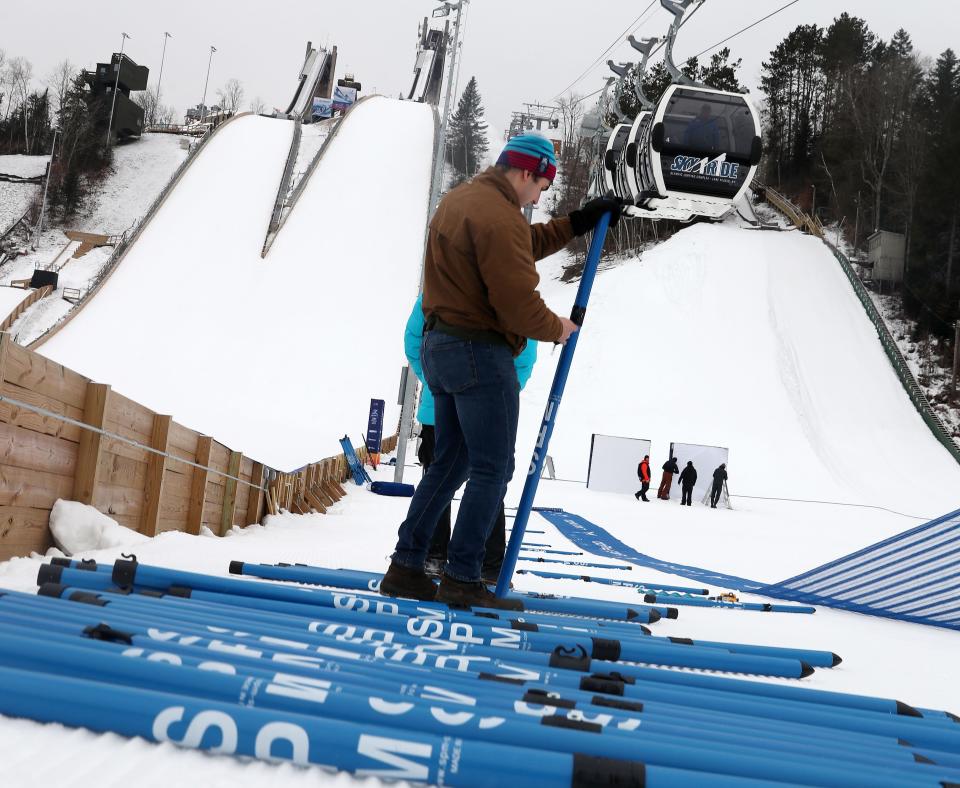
[379,562,438,601]
[436,573,523,610]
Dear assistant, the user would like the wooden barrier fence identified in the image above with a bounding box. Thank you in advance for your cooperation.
[0,332,397,561]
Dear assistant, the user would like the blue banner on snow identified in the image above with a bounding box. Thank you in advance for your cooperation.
[534,509,767,592]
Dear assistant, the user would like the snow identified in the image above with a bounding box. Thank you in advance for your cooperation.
[0,464,957,787]
[38,98,435,470]
[0,154,48,179]
[285,118,336,202]
[48,500,148,555]
[78,133,190,235]
[1,101,959,786]
[514,222,960,519]
[0,133,190,342]
[0,183,37,236]
[0,286,31,319]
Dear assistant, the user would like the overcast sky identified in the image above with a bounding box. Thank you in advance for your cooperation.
[4,1,958,141]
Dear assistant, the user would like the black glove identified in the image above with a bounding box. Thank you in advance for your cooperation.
[569,196,624,237]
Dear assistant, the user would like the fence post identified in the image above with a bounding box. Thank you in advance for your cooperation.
[142,414,172,536]
[246,461,265,526]
[220,451,243,535]
[186,436,212,535]
[72,383,110,505]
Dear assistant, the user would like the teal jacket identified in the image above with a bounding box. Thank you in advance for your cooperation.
[404,294,537,425]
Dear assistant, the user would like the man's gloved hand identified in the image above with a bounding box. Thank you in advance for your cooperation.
[569,196,624,237]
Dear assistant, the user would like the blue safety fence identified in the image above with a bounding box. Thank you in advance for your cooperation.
[761,506,960,632]
[538,507,960,632]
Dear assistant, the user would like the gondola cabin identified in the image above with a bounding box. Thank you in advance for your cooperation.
[635,84,762,221]
[602,123,632,199]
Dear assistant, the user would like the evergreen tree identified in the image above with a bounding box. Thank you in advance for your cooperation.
[446,76,488,185]
[698,48,743,92]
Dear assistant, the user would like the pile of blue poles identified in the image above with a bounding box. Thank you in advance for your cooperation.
[513,568,815,614]
[0,556,956,785]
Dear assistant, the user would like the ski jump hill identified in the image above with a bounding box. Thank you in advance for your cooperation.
[516,222,960,517]
[27,91,959,521]
[34,97,435,471]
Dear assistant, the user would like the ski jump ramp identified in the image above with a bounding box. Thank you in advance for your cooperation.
[36,97,435,470]
[514,222,960,521]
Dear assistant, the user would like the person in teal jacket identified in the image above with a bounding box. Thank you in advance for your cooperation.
[405,293,537,581]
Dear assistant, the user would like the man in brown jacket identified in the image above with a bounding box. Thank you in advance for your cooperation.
[381,133,621,608]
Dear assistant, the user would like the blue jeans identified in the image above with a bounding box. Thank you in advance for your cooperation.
[392,330,519,582]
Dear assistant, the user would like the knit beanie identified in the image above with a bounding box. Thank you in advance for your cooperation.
[496,133,557,182]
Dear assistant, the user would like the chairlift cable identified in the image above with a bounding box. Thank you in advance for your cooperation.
[690,0,801,60]
[553,1,658,100]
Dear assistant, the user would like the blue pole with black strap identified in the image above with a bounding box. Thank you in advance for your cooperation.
[497,213,612,597]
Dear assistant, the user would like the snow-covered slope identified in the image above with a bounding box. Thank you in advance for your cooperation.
[79,133,190,235]
[514,222,960,518]
[36,98,434,470]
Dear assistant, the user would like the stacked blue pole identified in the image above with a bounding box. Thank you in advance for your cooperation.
[497,212,612,598]
[0,560,958,785]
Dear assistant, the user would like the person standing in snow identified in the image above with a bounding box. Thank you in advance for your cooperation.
[381,133,622,608]
[403,294,537,582]
[635,454,652,502]
[678,460,697,506]
[711,463,728,508]
[658,456,680,500]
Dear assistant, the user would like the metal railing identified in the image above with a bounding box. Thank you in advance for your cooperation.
[261,120,303,256]
[261,97,381,256]
[762,185,960,464]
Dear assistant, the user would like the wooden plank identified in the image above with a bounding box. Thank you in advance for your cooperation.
[0,464,74,508]
[104,390,156,439]
[304,488,328,514]
[97,450,147,489]
[0,382,84,442]
[245,462,264,526]
[167,422,200,457]
[95,482,144,518]
[72,383,110,504]
[2,339,88,408]
[0,421,77,476]
[219,451,242,535]
[0,505,52,561]
[142,414,172,537]
[186,436,212,536]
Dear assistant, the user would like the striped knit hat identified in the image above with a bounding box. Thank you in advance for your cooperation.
[496,133,557,182]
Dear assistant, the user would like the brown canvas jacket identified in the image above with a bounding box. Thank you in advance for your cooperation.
[422,167,573,354]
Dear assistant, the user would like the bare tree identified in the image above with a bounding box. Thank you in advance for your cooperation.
[845,42,922,232]
[46,59,76,118]
[134,86,159,126]
[0,49,6,118]
[134,87,176,127]
[249,95,266,114]
[8,56,34,149]
[216,78,244,114]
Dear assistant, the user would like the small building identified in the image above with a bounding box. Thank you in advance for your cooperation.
[84,53,149,141]
[867,230,906,284]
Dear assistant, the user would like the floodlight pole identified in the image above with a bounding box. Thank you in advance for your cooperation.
[32,129,58,247]
[154,32,172,126]
[395,0,468,483]
[105,32,130,147]
[199,45,217,124]
[427,0,467,215]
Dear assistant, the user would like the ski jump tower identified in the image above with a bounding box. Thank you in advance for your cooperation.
[286,42,338,120]
[406,16,448,104]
